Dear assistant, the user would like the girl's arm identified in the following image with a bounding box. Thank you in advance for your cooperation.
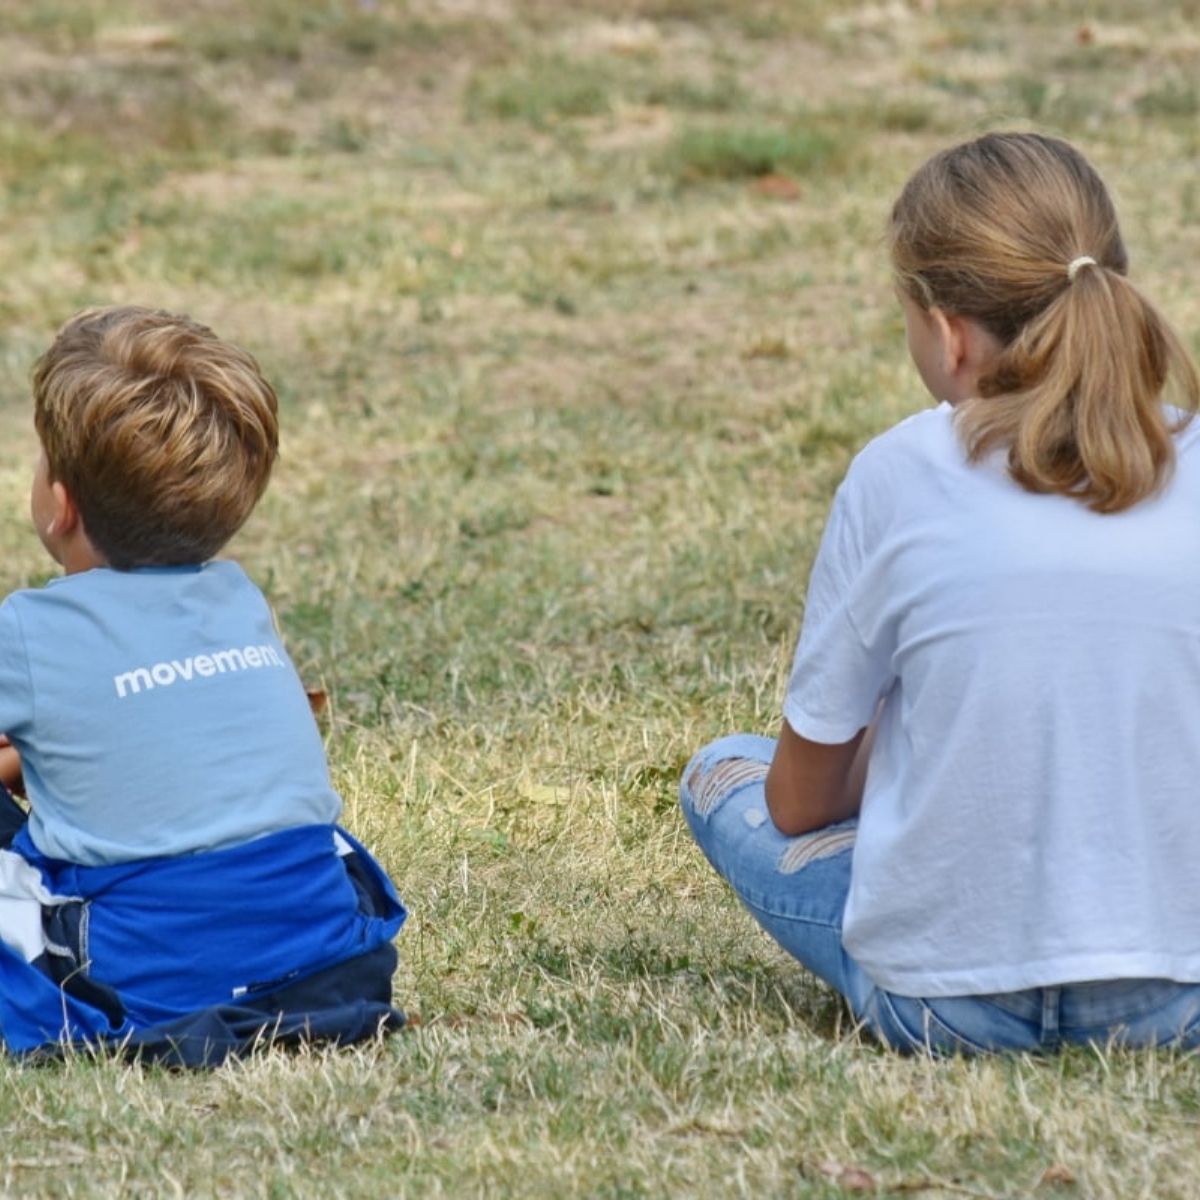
[764,713,878,836]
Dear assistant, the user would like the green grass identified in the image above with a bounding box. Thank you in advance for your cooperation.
[666,124,846,181]
[2,1,1200,1196]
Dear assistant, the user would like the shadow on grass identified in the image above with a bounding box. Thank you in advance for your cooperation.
[522,930,855,1048]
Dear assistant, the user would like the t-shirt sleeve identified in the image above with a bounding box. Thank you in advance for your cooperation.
[783,468,896,743]
[0,598,33,738]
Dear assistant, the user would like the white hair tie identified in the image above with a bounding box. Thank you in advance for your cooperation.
[1067,255,1097,282]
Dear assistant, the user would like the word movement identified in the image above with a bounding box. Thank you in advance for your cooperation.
[113,644,285,698]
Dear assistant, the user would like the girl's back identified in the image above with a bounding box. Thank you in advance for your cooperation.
[797,402,1200,996]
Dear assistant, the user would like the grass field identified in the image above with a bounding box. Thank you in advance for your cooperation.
[2,1,1200,1196]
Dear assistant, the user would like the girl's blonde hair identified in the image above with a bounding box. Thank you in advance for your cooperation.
[889,131,1200,513]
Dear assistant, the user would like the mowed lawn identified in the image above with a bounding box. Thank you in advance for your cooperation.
[1,2,1200,1196]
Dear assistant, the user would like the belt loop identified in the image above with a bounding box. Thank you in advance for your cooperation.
[1040,986,1062,1047]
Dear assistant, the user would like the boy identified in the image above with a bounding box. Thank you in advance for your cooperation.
[0,306,405,1064]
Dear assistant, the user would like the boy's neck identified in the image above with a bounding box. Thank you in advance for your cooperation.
[60,544,108,576]
[49,527,108,576]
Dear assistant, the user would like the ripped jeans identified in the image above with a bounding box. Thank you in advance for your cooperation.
[681,734,1200,1054]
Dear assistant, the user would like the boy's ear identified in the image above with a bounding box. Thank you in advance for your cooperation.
[45,480,81,538]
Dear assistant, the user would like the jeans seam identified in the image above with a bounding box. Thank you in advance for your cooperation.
[874,991,994,1055]
[736,881,845,929]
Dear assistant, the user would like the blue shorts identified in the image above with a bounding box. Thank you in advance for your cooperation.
[680,733,1200,1054]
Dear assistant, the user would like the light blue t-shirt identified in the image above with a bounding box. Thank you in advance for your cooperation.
[0,561,341,865]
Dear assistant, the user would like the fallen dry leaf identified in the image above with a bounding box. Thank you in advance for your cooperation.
[1039,1163,1077,1188]
[752,173,803,201]
[805,1160,878,1191]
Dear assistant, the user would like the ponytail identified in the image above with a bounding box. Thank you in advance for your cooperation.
[890,132,1200,513]
[961,263,1199,512]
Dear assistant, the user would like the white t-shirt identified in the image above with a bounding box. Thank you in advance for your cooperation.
[784,402,1200,997]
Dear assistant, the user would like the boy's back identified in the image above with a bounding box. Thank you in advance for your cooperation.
[0,559,339,865]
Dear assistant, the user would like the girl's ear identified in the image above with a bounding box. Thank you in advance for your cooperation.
[932,307,1002,401]
[929,307,967,374]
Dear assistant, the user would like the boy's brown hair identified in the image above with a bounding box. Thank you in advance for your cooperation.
[32,306,279,568]
[889,131,1200,513]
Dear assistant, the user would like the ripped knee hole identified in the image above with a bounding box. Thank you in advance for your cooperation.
[685,757,769,817]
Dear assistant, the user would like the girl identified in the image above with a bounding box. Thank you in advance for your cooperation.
[680,132,1200,1053]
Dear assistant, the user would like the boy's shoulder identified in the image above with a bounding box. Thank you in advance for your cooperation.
[2,559,261,622]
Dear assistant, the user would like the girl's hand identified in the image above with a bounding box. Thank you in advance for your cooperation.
[0,735,25,796]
